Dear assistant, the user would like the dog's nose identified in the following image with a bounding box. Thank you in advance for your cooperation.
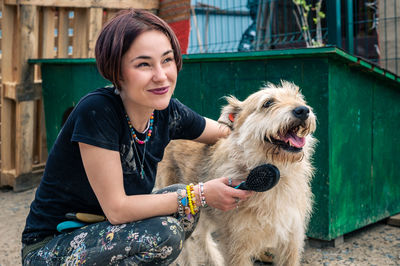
[292,106,309,121]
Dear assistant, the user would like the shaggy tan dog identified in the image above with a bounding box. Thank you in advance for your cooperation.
[156,81,317,266]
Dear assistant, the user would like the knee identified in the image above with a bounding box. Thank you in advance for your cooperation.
[159,217,185,247]
[154,217,185,261]
[124,217,185,264]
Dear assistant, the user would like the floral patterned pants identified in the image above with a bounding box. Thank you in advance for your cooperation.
[23,184,199,265]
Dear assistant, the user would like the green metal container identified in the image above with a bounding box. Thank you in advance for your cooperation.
[30,47,400,241]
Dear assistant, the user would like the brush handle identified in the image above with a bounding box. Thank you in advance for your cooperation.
[235,181,246,190]
[57,221,86,233]
[65,212,106,223]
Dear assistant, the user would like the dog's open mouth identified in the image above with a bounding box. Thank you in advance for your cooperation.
[266,124,307,152]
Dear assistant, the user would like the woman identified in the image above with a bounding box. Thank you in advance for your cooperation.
[21,9,252,265]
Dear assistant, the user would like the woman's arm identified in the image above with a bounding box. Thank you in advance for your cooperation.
[79,142,179,224]
[79,142,250,225]
[194,118,231,144]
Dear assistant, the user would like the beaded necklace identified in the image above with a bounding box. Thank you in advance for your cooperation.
[125,112,154,179]
[125,113,154,144]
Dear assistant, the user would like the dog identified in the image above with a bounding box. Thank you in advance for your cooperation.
[156,81,317,266]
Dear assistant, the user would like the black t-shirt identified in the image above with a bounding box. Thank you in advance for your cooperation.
[22,86,206,245]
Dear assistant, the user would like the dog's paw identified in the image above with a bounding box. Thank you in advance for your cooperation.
[256,251,274,264]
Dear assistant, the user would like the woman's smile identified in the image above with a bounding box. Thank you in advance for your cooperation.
[148,86,169,95]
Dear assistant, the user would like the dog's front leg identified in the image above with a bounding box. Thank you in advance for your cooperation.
[183,215,225,266]
[274,232,304,266]
[220,233,255,266]
[197,217,225,266]
[225,248,255,266]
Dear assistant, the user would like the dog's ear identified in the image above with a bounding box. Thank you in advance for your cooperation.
[218,96,242,129]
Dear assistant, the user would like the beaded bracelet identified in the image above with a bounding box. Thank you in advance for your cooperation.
[176,189,185,217]
[186,184,199,215]
[190,184,199,213]
[186,184,195,215]
[198,182,207,207]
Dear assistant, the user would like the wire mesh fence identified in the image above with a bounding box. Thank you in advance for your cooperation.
[188,1,252,53]
[188,0,400,76]
[188,0,328,53]
[376,0,399,75]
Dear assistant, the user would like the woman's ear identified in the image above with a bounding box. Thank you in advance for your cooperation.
[218,96,242,130]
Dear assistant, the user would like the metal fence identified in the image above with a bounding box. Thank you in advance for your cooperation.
[188,0,400,76]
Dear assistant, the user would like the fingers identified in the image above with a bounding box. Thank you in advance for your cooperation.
[220,197,240,211]
[223,176,244,188]
[226,198,242,211]
[219,177,254,199]
[203,177,254,212]
[224,182,254,200]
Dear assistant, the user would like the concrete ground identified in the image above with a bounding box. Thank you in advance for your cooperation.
[1,186,399,266]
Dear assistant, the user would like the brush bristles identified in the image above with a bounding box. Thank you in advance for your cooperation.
[238,164,280,192]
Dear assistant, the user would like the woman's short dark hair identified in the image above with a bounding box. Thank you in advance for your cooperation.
[95,9,182,89]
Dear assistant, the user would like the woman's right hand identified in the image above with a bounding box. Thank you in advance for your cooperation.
[201,177,254,211]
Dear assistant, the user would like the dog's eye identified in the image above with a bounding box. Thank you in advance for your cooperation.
[263,100,274,108]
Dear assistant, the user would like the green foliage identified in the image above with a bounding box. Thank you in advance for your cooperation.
[292,0,325,47]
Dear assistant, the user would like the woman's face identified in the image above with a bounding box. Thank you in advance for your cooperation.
[119,30,177,113]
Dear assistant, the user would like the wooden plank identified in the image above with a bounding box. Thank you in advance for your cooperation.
[32,99,47,164]
[88,7,103,58]
[12,171,42,191]
[19,5,38,82]
[1,4,16,83]
[1,4,17,186]
[32,7,47,164]
[1,99,16,175]
[57,7,69,58]
[15,101,35,175]
[3,82,17,100]
[14,5,38,176]
[4,0,159,10]
[41,7,56,58]
[0,84,2,175]
[39,99,48,162]
[1,169,17,187]
[2,81,41,101]
[16,5,40,101]
[387,214,400,227]
[0,7,2,80]
[72,8,88,58]
[36,7,43,79]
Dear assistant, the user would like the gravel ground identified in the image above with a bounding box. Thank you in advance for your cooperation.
[1,186,399,266]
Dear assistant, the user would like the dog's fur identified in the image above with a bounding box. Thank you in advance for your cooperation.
[156,81,317,266]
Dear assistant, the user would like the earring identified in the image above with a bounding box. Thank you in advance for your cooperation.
[114,88,120,95]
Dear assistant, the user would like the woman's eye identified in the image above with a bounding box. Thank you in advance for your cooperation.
[163,57,174,63]
[137,62,150,68]
[263,100,274,108]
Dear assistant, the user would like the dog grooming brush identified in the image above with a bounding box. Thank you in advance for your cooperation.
[235,164,280,192]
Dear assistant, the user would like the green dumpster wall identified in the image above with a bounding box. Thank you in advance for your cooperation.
[39,59,110,149]
[31,47,400,241]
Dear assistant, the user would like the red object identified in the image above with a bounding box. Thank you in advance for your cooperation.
[229,113,235,122]
[158,0,191,54]
[168,19,190,54]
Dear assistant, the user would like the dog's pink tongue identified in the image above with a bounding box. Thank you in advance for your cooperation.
[288,132,305,148]
[281,132,306,148]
